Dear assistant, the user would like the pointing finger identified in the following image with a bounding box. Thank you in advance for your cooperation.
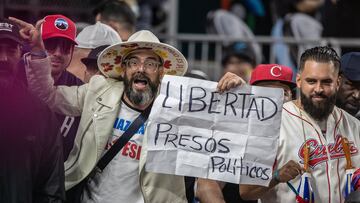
[8,17,32,28]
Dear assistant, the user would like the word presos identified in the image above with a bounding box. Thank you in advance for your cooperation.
[154,123,230,154]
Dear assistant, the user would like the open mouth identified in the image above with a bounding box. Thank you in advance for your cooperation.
[133,78,149,90]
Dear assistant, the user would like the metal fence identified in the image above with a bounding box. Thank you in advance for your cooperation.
[159,34,360,80]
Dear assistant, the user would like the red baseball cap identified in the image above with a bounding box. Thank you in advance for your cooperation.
[250,64,296,89]
[41,14,77,45]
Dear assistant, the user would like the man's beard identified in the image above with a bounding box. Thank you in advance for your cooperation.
[124,72,159,106]
[300,90,337,121]
[0,61,16,89]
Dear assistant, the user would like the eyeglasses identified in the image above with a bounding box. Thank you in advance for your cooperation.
[124,58,162,73]
[43,38,73,54]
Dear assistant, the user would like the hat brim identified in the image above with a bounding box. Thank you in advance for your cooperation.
[281,81,297,89]
[43,33,78,45]
[0,34,23,45]
[253,79,297,89]
[81,58,97,66]
[97,41,188,78]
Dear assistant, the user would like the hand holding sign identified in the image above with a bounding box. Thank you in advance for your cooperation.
[217,72,246,93]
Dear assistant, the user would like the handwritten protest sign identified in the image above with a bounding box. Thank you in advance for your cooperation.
[145,75,283,186]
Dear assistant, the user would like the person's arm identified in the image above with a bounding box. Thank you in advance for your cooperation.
[9,17,86,117]
[196,179,226,203]
[239,160,303,200]
[25,53,88,116]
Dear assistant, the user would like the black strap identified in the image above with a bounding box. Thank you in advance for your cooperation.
[95,104,152,173]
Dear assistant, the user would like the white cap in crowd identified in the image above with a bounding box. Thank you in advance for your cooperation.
[75,21,122,49]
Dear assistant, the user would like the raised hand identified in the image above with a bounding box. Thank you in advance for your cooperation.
[8,17,45,51]
[217,72,246,93]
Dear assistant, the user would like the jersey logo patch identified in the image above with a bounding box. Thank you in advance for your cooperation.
[298,135,358,168]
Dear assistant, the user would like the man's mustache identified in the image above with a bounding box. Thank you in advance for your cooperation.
[131,73,150,83]
[310,93,327,98]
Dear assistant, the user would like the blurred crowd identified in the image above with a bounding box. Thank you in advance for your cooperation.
[0,0,360,203]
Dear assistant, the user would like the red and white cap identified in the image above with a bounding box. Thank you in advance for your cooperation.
[41,14,77,44]
[250,64,296,89]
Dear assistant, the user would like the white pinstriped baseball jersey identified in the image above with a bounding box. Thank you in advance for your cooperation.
[261,101,360,203]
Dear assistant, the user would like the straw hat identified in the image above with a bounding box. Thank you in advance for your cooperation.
[97,30,188,78]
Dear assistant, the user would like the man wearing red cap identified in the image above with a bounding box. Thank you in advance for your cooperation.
[39,14,83,85]
[196,64,296,203]
[249,64,296,102]
[31,14,84,159]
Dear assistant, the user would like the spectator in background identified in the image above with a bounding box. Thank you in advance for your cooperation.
[273,0,324,19]
[222,51,256,83]
[81,45,109,82]
[206,10,262,65]
[39,14,83,86]
[336,52,360,120]
[136,0,168,30]
[271,0,324,68]
[67,22,122,82]
[250,64,296,102]
[26,14,83,160]
[93,0,136,41]
[1,18,65,203]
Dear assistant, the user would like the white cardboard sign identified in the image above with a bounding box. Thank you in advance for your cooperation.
[145,75,283,186]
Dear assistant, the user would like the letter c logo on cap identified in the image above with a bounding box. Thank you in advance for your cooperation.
[270,65,282,77]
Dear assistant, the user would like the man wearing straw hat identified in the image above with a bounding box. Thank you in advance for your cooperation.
[10,16,243,203]
[239,46,360,203]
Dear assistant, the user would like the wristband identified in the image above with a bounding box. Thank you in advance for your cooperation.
[30,50,48,58]
[273,169,281,183]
